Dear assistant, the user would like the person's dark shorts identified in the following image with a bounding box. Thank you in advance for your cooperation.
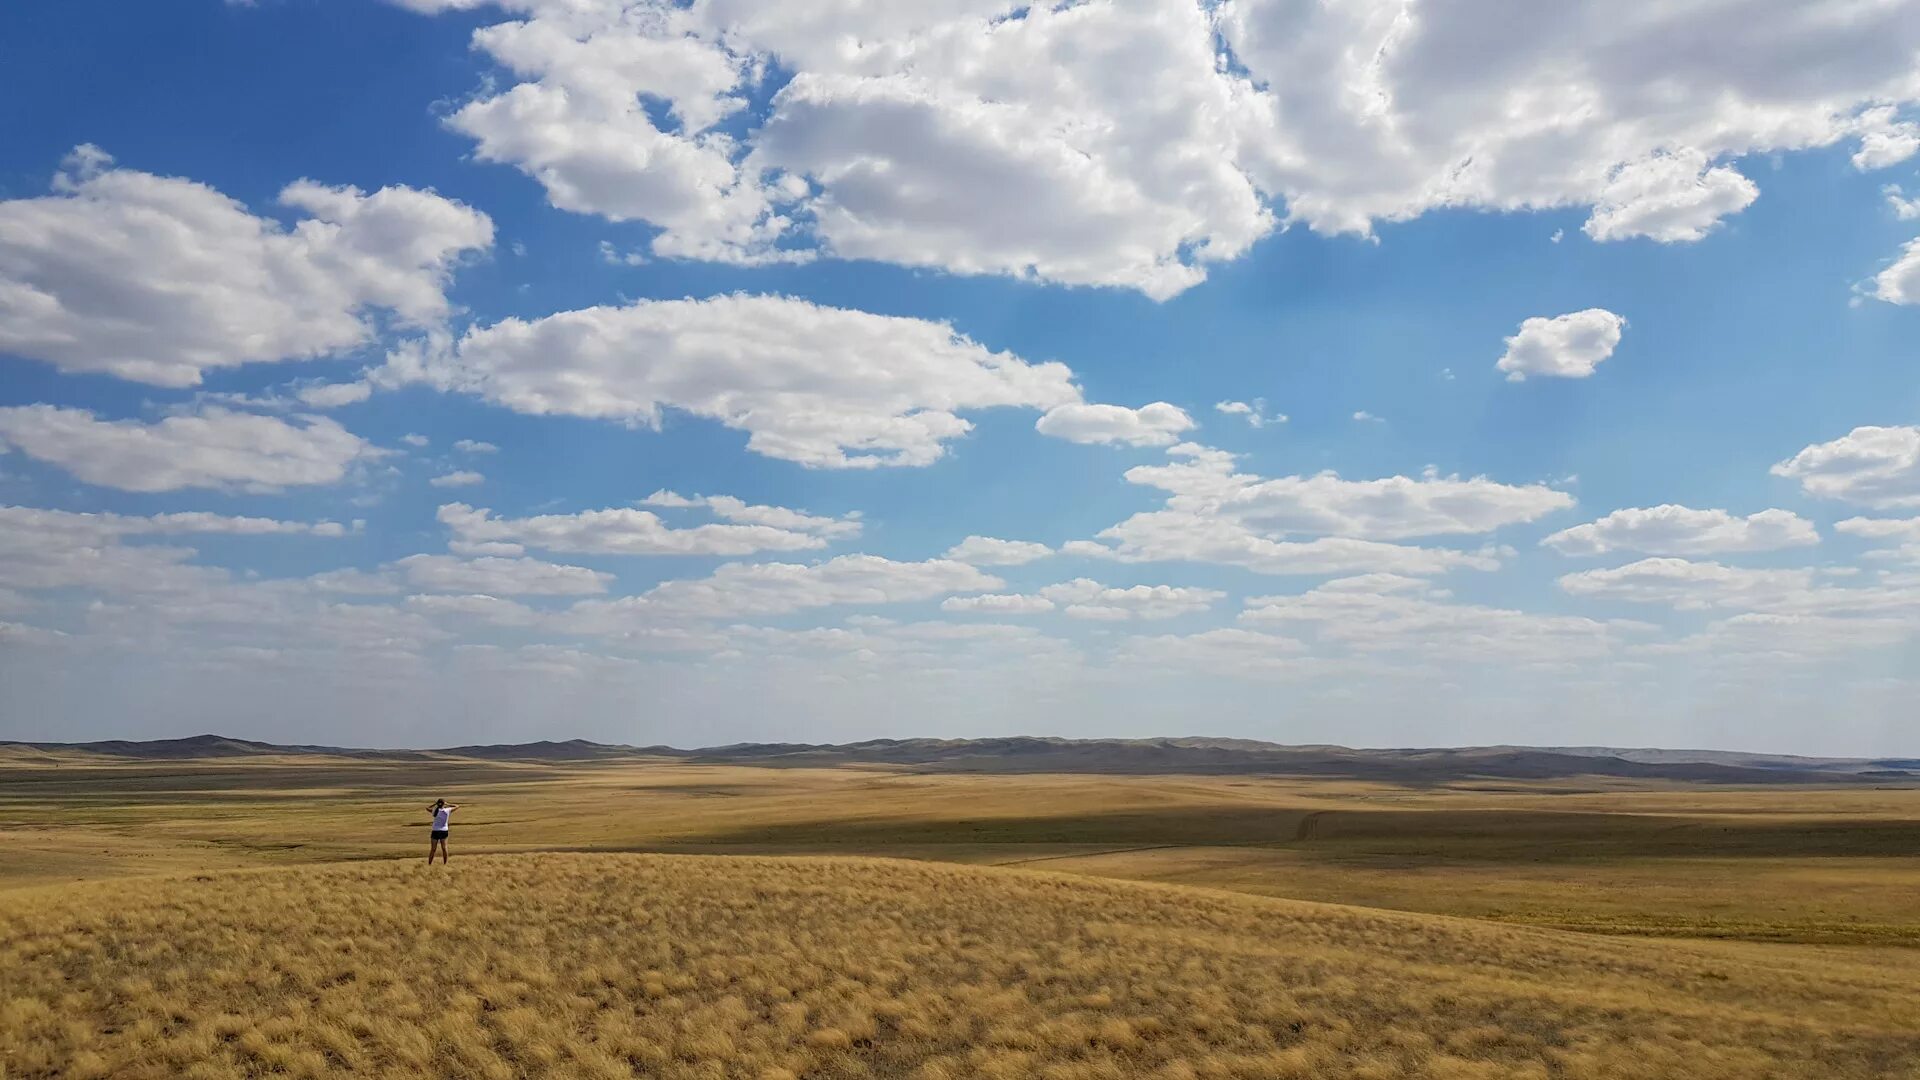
[431,830,449,840]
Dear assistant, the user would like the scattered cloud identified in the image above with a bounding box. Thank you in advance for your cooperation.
[1213,399,1284,428]
[943,536,1053,566]
[941,593,1058,615]
[1543,506,1819,556]
[400,0,1920,294]
[428,470,485,488]
[1036,402,1195,448]
[439,497,852,556]
[1581,150,1757,242]
[1772,426,1920,508]
[377,294,1079,468]
[0,404,378,493]
[394,553,609,596]
[0,146,491,386]
[452,439,498,454]
[1496,309,1625,382]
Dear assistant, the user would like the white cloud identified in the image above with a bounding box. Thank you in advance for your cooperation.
[558,555,1001,628]
[940,593,1057,615]
[0,146,491,386]
[1111,627,1319,680]
[1836,517,1920,544]
[1213,399,1284,428]
[942,535,1052,566]
[640,490,859,538]
[439,498,849,556]
[453,438,499,454]
[1581,151,1758,242]
[378,294,1079,468]
[1035,402,1195,448]
[1351,411,1383,423]
[1039,578,1222,620]
[1243,574,1649,663]
[394,553,609,595]
[1222,1,1913,239]
[1772,426,1920,508]
[1123,450,1573,540]
[1557,558,1920,617]
[1496,309,1625,382]
[2,504,348,542]
[401,0,1920,295]
[401,433,430,448]
[1852,108,1920,171]
[405,593,543,627]
[295,381,373,408]
[1871,236,1920,304]
[0,404,378,493]
[445,9,794,266]
[1543,505,1819,556]
[940,578,1222,620]
[1067,444,1556,577]
[1886,184,1920,221]
[429,469,485,488]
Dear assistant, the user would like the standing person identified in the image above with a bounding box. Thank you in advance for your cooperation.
[426,798,458,864]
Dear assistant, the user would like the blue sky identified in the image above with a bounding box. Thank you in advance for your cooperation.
[3,0,1920,752]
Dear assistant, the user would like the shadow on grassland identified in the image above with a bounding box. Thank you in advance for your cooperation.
[689,804,1920,862]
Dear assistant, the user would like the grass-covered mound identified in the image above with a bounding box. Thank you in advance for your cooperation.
[2,854,1916,1078]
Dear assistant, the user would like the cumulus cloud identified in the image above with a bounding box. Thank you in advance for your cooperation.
[398,0,1920,295]
[940,592,1058,614]
[640,490,860,538]
[1542,505,1819,556]
[439,497,853,556]
[393,553,609,595]
[377,294,1079,468]
[1214,399,1284,428]
[1772,426,1920,508]
[0,146,491,386]
[1871,237,1920,304]
[453,439,498,454]
[429,470,485,488]
[1496,309,1625,382]
[1067,444,1556,576]
[295,382,373,408]
[558,555,1002,629]
[943,536,1053,566]
[0,405,378,493]
[1039,579,1222,621]
[1243,574,1649,663]
[1557,558,1920,617]
[1035,402,1194,447]
[1581,151,1758,242]
[939,578,1222,620]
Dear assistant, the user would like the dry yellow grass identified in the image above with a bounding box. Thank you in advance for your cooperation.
[4,853,1919,1079]
[6,755,1920,946]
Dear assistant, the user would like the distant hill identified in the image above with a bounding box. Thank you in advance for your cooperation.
[3,732,1907,784]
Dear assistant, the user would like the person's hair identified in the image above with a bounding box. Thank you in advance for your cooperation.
[434,798,444,808]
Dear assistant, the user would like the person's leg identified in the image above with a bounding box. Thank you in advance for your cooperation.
[427,835,436,864]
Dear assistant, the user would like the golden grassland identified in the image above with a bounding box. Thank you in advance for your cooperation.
[5,750,1920,946]
[6,853,1920,1080]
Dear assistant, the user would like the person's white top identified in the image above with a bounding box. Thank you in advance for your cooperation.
[432,807,452,831]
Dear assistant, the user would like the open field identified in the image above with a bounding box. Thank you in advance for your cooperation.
[4,745,1920,945]
[6,854,1920,1079]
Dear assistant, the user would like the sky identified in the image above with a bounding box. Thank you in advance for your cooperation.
[2,1,1920,754]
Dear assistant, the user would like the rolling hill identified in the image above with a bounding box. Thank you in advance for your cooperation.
[3,854,1915,1079]
[4,732,1905,783]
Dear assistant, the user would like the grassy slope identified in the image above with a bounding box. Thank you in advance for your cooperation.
[5,754,1920,944]
[4,854,1918,1080]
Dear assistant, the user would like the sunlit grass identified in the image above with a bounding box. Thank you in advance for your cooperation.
[3,854,1918,1078]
